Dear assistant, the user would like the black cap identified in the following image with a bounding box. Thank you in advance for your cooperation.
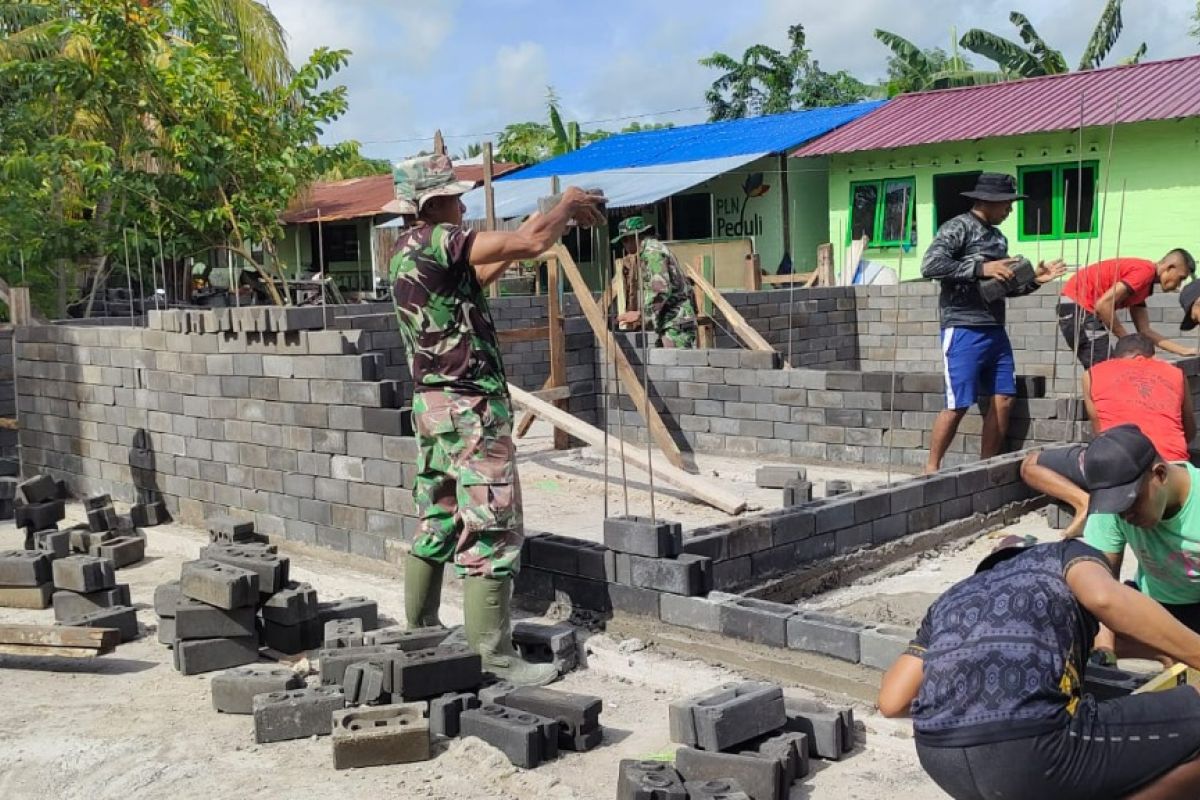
[975,534,1037,573]
[1180,280,1200,332]
[961,173,1027,202]
[1083,424,1160,515]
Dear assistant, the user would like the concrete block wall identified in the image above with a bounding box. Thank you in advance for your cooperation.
[718,288,859,369]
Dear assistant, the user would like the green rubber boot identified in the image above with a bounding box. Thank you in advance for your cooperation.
[404,554,445,629]
[463,575,559,687]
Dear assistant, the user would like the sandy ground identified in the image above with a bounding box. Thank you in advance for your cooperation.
[0,505,943,800]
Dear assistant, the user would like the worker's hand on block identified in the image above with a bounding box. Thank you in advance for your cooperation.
[1036,258,1068,284]
[981,257,1018,281]
[618,310,641,325]
[563,186,607,227]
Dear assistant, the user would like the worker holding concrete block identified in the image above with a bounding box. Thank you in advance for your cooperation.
[387,154,603,687]
[1021,334,1196,538]
[921,173,1066,472]
[1058,249,1196,368]
[613,216,697,348]
[878,528,1200,799]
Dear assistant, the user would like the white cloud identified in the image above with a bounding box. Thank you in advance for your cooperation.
[471,41,552,123]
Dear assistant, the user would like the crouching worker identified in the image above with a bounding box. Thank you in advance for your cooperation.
[878,532,1200,799]
[1020,334,1195,538]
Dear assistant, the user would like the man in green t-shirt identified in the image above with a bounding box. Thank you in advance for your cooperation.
[1083,424,1200,660]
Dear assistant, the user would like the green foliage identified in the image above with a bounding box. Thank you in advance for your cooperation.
[496,121,555,165]
[700,23,866,121]
[318,141,391,180]
[877,31,1005,95]
[0,0,353,315]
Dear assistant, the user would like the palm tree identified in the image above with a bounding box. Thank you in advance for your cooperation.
[457,142,484,160]
[959,0,1146,78]
[874,28,1006,94]
[699,24,809,120]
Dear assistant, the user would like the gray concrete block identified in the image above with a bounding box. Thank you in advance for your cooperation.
[199,544,289,595]
[33,528,70,559]
[756,465,807,489]
[174,597,258,640]
[92,536,144,568]
[720,598,794,647]
[154,581,182,617]
[211,665,304,714]
[659,593,727,632]
[629,555,707,596]
[460,704,557,769]
[175,635,260,675]
[317,596,378,631]
[262,617,323,654]
[52,584,130,621]
[786,613,863,662]
[180,559,258,610]
[684,778,751,800]
[511,621,577,674]
[364,625,451,651]
[750,731,810,784]
[253,686,346,743]
[344,659,392,705]
[0,582,53,609]
[428,692,480,738]
[782,480,813,507]
[318,644,405,686]
[675,746,783,800]
[261,580,319,626]
[782,697,844,760]
[324,617,365,649]
[859,624,913,670]
[0,549,52,586]
[393,644,484,700]
[616,760,687,800]
[687,681,786,752]
[51,555,116,593]
[58,605,138,642]
[603,515,682,557]
[332,703,430,769]
[500,686,602,747]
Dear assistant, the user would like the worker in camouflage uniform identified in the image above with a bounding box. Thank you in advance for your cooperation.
[388,153,604,687]
[615,216,697,348]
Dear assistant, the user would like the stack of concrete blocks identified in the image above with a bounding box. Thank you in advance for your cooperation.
[0,549,55,609]
[511,621,580,675]
[594,515,712,619]
[756,465,811,508]
[662,682,817,800]
[76,493,146,567]
[171,557,262,674]
[51,554,138,641]
[14,474,66,550]
[0,476,15,521]
[0,329,17,478]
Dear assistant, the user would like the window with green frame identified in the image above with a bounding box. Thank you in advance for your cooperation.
[1018,161,1098,241]
[848,177,915,247]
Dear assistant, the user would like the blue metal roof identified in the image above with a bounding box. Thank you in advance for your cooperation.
[503,101,886,180]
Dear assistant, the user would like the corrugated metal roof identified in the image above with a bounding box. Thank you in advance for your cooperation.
[282,164,522,224]
[797,55,1200,157]
[461,153,763,221]
[504,101,885,180]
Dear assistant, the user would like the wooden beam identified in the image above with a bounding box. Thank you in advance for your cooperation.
[8,287,31,326]
[548,244,690,472]
[509,383,745,515]
[685,262,776,354]
[515,377,552,438]
[0,624,119,658]
[497,325,549,344]
[743,253,762,290]
[546,253,569,450]
[762,273,816,286]
[530,386,570,403]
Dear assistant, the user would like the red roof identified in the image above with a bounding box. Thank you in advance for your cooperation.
[796,55,1200,157]
[282,163,522,224]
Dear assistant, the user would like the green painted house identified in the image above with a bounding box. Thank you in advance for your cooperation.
[795,55,1200,282]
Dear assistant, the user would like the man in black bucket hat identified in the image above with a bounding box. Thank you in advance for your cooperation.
[921,173,1066,472]
[878,517,1200,799]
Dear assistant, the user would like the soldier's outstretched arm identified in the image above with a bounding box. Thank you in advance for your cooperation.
[469,187,604,266]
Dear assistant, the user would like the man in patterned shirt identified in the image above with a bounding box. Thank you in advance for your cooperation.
[878,527,1200,799]
[388,154,603,686]
[614,216,697,348]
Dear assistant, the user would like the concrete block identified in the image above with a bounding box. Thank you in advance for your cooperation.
[0,582,53,609]
[324,618,365,649]
[174,635,260,675]
[720,598,795,647]
[782,697,844,760]
[18,474,57,504]
[674,747,784,800]
[460,704,557,768]
[34,529,70,559]
[630,555,706,596]
[824,479,852,496]
[615,760,688,800]
[180,559,258,610]
[686,681,786,752]
[607,583,662,618]
[344,659,392,705]
[59,605,138,642]
[660,593,727,632]
[0,549,53,586]
[85,505,118,533]
[253,686,346,743]
[318,644,405,686]
[364,625,450,651]
[317,596,378,631]
[260,580,318,625]
[158,617,176,645]
[153,581,182,617]
[512,621,577,674]
[393,644,484,700]
[262,618,323,654]
[211,665,304,714]
[199,544,289,595]
[603,515,682,557]
[786,613,864,662]
[684,779,751,800]
[175,597,258,640]
[1044,503,1074,530]
[782,480,813,507]
[859,624,912,670]
[49,584,130,622]
[93,536,145,568]
[755,465,807,489]
[479,680,516,707]
[751,731,810,783]
[428,692,480,738]
[332,703,431,769]
[206,514,257,544]
[130,500,170,527]
[52,555,116,593]
[69,527,113,555]
[21,499,65,530]
[501,686,602,749]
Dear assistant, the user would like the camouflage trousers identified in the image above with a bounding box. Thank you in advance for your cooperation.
[411,390,523,578]
[659,324,697,349]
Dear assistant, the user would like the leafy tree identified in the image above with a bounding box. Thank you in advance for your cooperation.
[457,142,484,160]
[1192,1,1200,40]
[318,142,391,181]
[875,29,1005,95]
[960,1,1146,77]
[700,24,867,121]
[495,121,556,165]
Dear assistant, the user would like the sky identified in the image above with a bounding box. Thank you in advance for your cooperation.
[267,0,1200,162]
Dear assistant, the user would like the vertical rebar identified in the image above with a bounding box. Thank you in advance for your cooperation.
[613,246,630,516]
[884,186,910,483]
[635,230,656,525]
[123,229,135,325]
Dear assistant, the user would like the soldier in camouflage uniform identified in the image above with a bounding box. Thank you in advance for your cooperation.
[388,153,603,686]
[614,216,697,348]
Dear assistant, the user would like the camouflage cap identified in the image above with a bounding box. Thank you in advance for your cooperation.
[389,153,476,212]
[611,214,654,243]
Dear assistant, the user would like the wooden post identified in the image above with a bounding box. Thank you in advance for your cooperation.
[666,196,675,241]
[693,257,715,349]
[546,252,569,450]
[809,243,834,287]
[686,263,776,355]
[743,253,762,290]
[433,129,446,156]
[9,287,31,326]
[484,142,499,299]
[779,154,791,270]
[549,244,690,472]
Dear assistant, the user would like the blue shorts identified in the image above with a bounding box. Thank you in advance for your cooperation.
[941,326,1016,409]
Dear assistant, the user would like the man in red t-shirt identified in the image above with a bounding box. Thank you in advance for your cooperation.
[1021,334,1196,537]
[1058,249,1196,368]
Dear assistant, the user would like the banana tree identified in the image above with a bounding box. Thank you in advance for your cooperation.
[875,28,1006,94]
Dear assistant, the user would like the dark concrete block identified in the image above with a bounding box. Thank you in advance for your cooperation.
[153,581,182,618]
[51,555,116,593]
[428,692,480,738]
[0,549,52,586]
[630,555,707,596]
[527,534,580,575]
[750,731,810,783]
[317,596,379,631]
[824,479,852,496]
[344,659,392,705]
[174,597,258,640]
[616,760,687,800]
[52,584,130,621]
[200,544,290,595]
[211,665,304,714]
[174,635,260,675]
[460,704,558,769]
[93,535,145,568]
[675,746,784,800]
[260,581,318,625]
[57,605,138,642]
[253,686,346,743]
[22,499,65,530]
[18,475,58,504]
[262,617,323,654]
[364,625,450,651]
[501,686,602,747]
[33,529,70,559]
[394,644,484,700]
[180,559,258,610]
[512,621,577,674]
[684,778,751,800]
[603,515,682,557]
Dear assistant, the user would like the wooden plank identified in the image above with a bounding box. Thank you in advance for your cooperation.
[810,243,834,288]
[515,377,552,439]
[0,624,118,656]
[531,386,570,402]
[549,244,689,472]
[9,287,31,326]
[497,325,549,344]
[546,253,569,450]
[509,384,745,515]
[0,644,111,659]
[762,272,816,286]
[743,253,762,290]
[685,262,775,354]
